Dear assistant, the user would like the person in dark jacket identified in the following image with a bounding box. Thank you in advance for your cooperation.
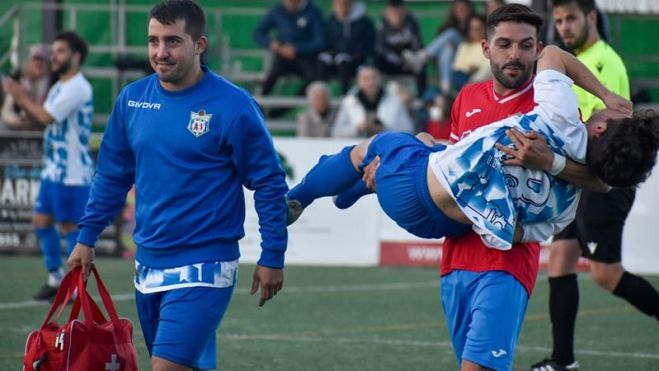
[318,0,376,93]
[374,0,426,95]
[254,0,326,96]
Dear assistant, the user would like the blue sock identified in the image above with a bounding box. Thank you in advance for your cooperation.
[334,180,374,209]
[35,226,62,272]
[288,146,362,208]
[65,230,79,256]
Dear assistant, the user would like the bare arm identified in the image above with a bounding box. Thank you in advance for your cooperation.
[556,158,610,192]
[496,128,610,192]
[2,77,53,125]
[538,45,631,115]
[14,96,53,125]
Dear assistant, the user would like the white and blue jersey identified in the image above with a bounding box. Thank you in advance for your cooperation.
[430,70,586,250]
[42,72,94,186]
[134,259,238,294]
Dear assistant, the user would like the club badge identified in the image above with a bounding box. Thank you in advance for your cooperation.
[187,109,212,137]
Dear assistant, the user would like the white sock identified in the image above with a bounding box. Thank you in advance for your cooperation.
[47,267,64,287]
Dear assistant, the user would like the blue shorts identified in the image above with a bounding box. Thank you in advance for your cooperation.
[135,285,234,370]
[441,270,528,371]
[34,180,90,223]
[363,132,470,239]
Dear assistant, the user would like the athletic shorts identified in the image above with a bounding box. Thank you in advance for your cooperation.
[34,179,90,223]
[554,187,635,263]
[135,285,235,370]
[363,132,471,239]
[441,270,528,371]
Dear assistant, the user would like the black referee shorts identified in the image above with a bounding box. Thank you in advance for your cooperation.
[554,187,636,263]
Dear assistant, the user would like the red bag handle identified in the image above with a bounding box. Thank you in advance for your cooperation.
[41,267,108,328]
[68,287,107,325]
[77,265,121,327]
[39,267,81,329]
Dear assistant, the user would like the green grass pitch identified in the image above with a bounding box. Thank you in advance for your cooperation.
[0,256,657,370]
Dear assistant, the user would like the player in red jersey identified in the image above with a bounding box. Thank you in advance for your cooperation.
[364,4,607,371]
[440,7,543,370]
[359,5,608,370]
[440,5,615,371]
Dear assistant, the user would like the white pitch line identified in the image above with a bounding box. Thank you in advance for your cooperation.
[3,280,657,362]
[223,333,659,360]
[0,281,438,310]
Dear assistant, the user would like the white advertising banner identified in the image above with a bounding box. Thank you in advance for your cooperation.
[240,138,659,274]
[240,138,383,266]
[622,154,659,274]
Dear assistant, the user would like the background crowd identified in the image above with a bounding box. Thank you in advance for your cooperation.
[0,0,641,143]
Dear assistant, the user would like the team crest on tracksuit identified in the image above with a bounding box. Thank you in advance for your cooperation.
[188,109,212,137]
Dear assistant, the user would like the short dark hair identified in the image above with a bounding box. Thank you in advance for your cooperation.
[149,0,206,41]
[387,0,405,7]
[485,3,543,39]
[550,0,596,15]
[587,110,659,188]
[54,31,88,65]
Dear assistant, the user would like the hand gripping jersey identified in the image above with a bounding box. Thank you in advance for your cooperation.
[430,70,585,250]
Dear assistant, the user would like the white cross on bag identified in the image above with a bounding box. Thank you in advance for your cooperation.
[105,353,121,371]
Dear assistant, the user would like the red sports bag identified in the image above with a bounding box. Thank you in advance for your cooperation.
[23,266,138,371]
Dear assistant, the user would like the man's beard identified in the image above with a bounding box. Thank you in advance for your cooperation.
[564,18,590,52]
[491,60,532,90]
[52,59,72,76]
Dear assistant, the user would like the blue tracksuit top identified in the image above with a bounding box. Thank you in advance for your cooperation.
[77,67,288,269]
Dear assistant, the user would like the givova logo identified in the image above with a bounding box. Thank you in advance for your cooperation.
[128,100,161,109]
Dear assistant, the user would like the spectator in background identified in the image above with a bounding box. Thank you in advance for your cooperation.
[451,14,491,91]
[1,45,52,130]
[423,91,452,141]
[2,32,93,302]
[374,0,426,95]
[486,0,506,15]
[253,0,326,96]
[403,0,474,95]
[393,83,422,132]
[332,66,413,137]
[319,0,376,94]
[533,0,609,46]
[297,81,337,137]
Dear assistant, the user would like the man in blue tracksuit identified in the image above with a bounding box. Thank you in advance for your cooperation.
[67,1,288,370]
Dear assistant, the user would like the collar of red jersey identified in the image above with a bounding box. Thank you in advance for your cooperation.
[492,76,534,104]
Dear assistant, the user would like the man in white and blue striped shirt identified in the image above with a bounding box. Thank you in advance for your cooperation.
[2,31,93,301]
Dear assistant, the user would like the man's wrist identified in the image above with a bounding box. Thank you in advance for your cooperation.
[549,153,567,176]
[258,248,285,269]
[77,226,102,248]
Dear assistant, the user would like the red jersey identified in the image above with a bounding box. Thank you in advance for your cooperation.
[442,78,541,296]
